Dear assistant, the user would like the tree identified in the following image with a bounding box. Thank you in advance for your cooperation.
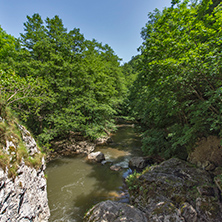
[128,0,222,158]
[15,14,126,144]
[0,26,19,68]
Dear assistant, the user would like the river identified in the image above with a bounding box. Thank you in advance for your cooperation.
[46,125,142,222]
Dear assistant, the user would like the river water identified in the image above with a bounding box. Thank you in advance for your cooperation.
[46,125,142,222]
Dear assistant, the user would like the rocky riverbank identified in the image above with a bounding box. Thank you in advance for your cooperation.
[46,132,112,162]
[84,158,222,222]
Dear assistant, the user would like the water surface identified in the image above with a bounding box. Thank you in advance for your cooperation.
[46,126,142,221]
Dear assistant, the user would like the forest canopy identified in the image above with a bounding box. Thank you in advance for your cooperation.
[0,14,126,146]
[0,0,221,159]
[127,0,222,158]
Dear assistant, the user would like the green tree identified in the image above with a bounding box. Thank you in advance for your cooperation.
[15,14,126,144]
[0,26,19,68]
[128,0,222,158]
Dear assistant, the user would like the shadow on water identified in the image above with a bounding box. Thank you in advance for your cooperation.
[46,125,142,222]
[71,162,125,221]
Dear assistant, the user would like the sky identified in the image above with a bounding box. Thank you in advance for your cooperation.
[0,0,172,63]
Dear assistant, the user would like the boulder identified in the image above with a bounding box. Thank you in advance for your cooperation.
[128,158,222,222]
[84,200,147,222]
[110,165,121,171]
[87,151,105,163]
[129,157,147,170]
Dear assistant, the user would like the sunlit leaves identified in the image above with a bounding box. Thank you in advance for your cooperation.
[129,0,222,158]
[16,14,126,142]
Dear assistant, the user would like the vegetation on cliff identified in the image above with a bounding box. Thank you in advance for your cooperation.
[0,106,44,177]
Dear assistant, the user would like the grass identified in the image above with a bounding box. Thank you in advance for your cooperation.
[0,108,44,178]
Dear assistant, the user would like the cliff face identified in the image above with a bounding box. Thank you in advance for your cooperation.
[0,118,50,221]
[0,160,50,221]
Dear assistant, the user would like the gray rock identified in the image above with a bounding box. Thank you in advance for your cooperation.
[0,123,50,222]
[205,162,216,171]
[87,151,105,163]
[148,201,185,221]
[17,124,40,156]
[95,136,112,145]
[49,139,96,160]
[129,158,222,222]
[180,202,197,222]
[0,160,50,222]
[129,157,147,170]
[84,200,147,222]
[214,176,222,193]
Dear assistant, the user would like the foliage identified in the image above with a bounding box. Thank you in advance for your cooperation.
[120,55,142,116]
[13,14,126,143]
[0,26,19,67]
[126,170,142,191]
[0,69,48,122]
[0,27,51,157]
[127,0,222,158]
[126,166,155,192]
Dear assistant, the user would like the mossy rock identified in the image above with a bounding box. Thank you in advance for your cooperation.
[128,158,222,221]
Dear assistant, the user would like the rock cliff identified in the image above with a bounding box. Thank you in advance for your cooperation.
[129,158,222,221]
[0,118,50,221]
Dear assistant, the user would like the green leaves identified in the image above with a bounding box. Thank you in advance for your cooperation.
[12,14,126,143]
[128,0,222,158]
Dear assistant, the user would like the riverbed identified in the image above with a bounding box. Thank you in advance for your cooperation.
[46,125,142,222]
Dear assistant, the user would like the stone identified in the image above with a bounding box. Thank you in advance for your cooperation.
[0,123,50,221]
[95,136,112,145]
[128,158,222,222]
[197,185,215,196]
[148,201,184,221]
[84,200,147,222]
[129,157,147,170]
[17,124,40,156]
[204,161,216,171]
[110,165,121,171]
[0,159,50,222]
[87,151,105,163]
[49,137,96,160]
[214,176,222,193]
[180,202,197,222]
[212,167,222,176]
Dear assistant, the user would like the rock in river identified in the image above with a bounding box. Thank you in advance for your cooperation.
[129,157,147,170]
[87,151,105,163]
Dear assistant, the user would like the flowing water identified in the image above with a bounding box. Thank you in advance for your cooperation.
[46,125,142,222]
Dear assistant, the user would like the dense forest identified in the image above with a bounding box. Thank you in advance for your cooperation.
[0,0,222,158]
[0,14,127,148]
[126,0,222,158]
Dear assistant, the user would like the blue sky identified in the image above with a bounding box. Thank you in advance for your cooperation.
[0,0,172,63]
